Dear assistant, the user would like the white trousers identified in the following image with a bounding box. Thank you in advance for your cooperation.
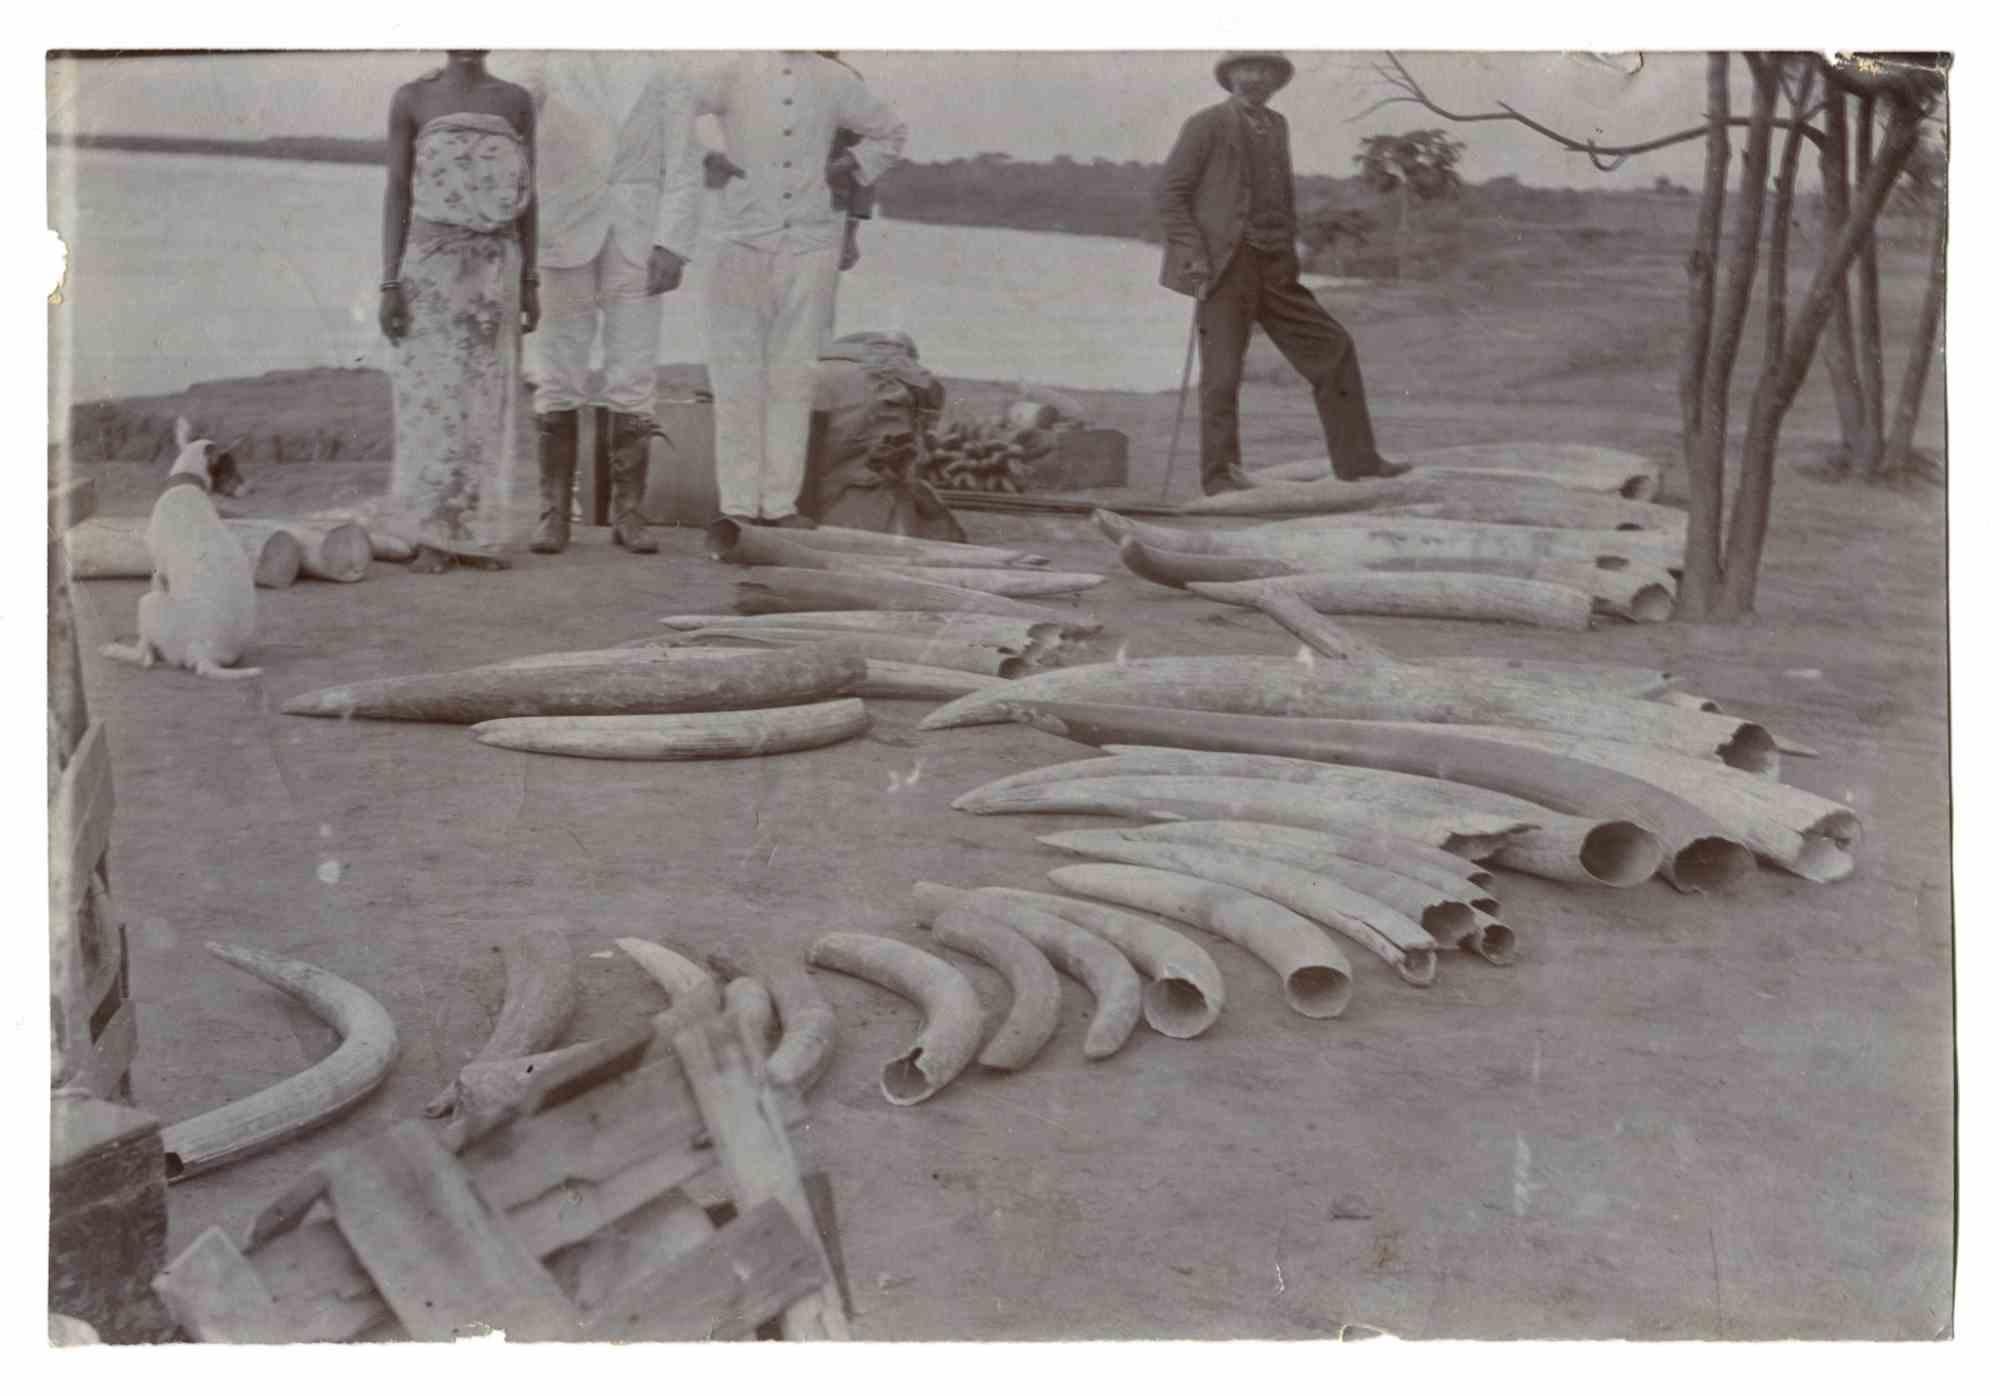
[534,231,660,417]
[704,240,842,519]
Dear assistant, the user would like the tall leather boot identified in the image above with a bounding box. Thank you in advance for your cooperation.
[532,410,578,554]
[608,410,660,554]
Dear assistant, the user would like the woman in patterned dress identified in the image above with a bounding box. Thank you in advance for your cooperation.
[379,51,539,572]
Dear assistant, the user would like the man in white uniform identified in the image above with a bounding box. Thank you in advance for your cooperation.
[512,52,702,554]
[689,52,906,529]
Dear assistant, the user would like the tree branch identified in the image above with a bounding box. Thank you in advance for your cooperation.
[1363,52,1825,169]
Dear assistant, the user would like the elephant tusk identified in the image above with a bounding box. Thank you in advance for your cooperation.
[764,961,838,1092]
[957,887,1226,1040]
[1096,809,1496,896]
[807,933,985,1105]
[1039,830,1439,987]
[724,977,777,1052]
[1045,864,1353,1019]
[469,700,871,760]
[734,567,1101,632]
[423,927,577,1119]
[1188,573,1596,631]
[616,938,724,1016]
[1120,821,1495,956]
[1465,909,1519,967]
[910,885,1145,1056]
[909,885,1064,1071]
[161,943,398,1182]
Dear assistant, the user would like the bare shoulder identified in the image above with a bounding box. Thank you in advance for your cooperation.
[489,77,534,130]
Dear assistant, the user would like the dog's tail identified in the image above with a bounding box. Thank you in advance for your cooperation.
[193,660,264,681]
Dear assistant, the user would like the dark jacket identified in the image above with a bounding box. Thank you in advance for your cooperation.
[1155,99,1296,297]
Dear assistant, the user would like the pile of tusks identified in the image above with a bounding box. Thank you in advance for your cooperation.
[161,927,844,1182]
[1098,443,1689,628]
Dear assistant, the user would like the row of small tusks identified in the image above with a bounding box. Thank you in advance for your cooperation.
[153,930,835,1185]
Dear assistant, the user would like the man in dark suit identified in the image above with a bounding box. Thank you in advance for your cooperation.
[1158,52,1406,494]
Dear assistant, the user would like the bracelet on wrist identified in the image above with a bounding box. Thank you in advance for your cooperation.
[522,272,541,285]
[379,279,401,292]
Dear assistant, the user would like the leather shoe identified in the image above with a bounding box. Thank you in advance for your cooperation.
[1334,457,1413,481]
[1201,464,1258,495]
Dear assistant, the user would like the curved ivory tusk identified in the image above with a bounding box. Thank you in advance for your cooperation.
[910,888,1064,1071]
[1039,829,1439,987]
[955,770,1531,862]
[734,567,1100,631]
[1465,909,1519,966]
[915,890,1143,1059]
[1107,815,1496,896]
[1121,822,1490,953]
[1045,864,1353,1019]
[807,933,985,1105]
[725,977,776,1051]
[711,518,1049,568]
[1105,511,1683,572]
[423,926,577,1118]
[917,656,1775,772]
[469,700,870,760]
[1185,448,1665,511]
[1117,536,1297,592]
[1375,722,1857,882]
[161,943,398,1182]
[956,887,1226,1040]
[616,938,724,1016]
[764,961,838,1091]
[1188,574,1596,632]
[282,647,866,724]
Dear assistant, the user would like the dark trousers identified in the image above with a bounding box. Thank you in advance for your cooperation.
[1197,245,1381,484]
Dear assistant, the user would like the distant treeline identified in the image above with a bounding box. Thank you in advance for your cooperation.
[52,132,388,165]
[54,134,1702,244]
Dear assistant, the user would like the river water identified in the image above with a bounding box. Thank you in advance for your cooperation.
[49,146,1202,423]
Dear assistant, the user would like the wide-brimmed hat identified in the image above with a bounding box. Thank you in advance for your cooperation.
[1214,51,1294,92]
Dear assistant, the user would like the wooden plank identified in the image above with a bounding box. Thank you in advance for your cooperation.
[50,723,114,919]
[579,1198,826,1343]
[562,1193,716,1313]
[50,478,98,538]
[673,1016,850,1340]
[801,1171,855,1321]
[152,1228,292,1343]
[326,1121,579,1342]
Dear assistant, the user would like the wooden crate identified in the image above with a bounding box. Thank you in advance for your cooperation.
[154,1008,853,1343]
[1017,428,1129,492]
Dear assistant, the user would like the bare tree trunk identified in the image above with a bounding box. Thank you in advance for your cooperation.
[1817,88,1871,470]
[1682,54,1776,621]
[1855,93,1888,474]
[1765,62,1815,352]
[1396,180,1410,280]
[1677,53,1734,619]
[1883,203,1948,479]
[1715,98,1926,617]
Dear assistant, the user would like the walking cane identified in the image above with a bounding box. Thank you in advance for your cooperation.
[1157,294,1202,503]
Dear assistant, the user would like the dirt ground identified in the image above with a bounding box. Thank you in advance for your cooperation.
[63,249,1952,1340]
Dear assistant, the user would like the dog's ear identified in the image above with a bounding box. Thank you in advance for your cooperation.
[208,449,249,499]
[174,416,195,450]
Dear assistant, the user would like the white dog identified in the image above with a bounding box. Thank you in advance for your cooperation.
[100,418,260,680]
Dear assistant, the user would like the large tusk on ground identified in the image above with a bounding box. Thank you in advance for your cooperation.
[1192,573,1596,631]
[658,611,1076,655]
[1116,536,1298,591]
[916,655,1776,772]
[716,526,1100,594]
[961,887,1226,1040]
[764,961,838,1091]
[282,646,865,724]
[909,884,1064,1071]
[161,943,398,1182]
[1104,815,1496,894]
[1371,722,1858,882]
[725,976,777,1052]
[1464,909,1519,966]
[675,627,1034,677]
[1110,512,1683,573]
[734,566,1101,631]
[1224,446,1664,500]
[1120,820,1494,954]
[1045,864,1353,1018]
[954,770,1532,861]
[422,926,577,1118]
[501,637,1002,704]
[1228,585,1399,661]
[708,517,1049,568]
[911,884,1145,1057]
[1039,829,1440,987]
[616,938,724,1016]
[807,933,985,1105]
[469,699,871,760]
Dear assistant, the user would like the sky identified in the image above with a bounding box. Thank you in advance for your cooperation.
[47,48,1769,191]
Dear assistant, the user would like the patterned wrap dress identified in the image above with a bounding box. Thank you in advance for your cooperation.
[390,112,532,552]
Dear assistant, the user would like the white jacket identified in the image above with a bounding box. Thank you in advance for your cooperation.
[506,51,704,267]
